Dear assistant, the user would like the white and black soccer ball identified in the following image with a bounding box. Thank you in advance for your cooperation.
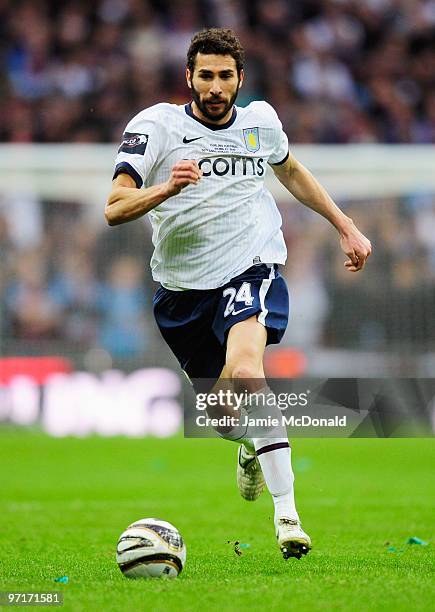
[116,518,186,579]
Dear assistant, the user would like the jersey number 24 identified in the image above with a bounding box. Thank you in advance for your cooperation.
[223,282,254,317]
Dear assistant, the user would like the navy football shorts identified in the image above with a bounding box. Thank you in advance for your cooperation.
[153,264,289,385]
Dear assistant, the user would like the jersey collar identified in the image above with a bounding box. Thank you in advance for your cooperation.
[184,102,237,130]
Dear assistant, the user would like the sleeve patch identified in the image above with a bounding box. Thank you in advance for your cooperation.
[118,132,149,155]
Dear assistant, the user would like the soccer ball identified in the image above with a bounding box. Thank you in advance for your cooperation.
[116,518,186,578]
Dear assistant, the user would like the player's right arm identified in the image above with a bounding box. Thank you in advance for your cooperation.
[106,106,202,226]
[105,160,201,226]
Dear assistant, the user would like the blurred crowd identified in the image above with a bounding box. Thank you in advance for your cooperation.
[1,191,435,362]
[0,197,155,363]
[281,192,435,351]
[1,0,434,144]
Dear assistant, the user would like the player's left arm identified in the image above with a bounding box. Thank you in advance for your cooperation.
[272,153,372,272]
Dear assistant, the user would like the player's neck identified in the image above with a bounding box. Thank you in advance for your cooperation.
[191,101,234,126]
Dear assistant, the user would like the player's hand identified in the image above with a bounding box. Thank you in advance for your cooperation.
[339,219,372,272]
[164,160,202,197]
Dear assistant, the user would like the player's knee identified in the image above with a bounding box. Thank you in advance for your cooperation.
[229,362,262,382]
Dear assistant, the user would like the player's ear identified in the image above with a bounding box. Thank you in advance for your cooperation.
[186,68,192,89]
[238,69,244,88]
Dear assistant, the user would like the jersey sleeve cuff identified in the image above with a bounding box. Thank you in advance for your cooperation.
[113,162,143,188]
[270,151,289,166]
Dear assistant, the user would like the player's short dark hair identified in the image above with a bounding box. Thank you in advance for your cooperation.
[187,28,244,76]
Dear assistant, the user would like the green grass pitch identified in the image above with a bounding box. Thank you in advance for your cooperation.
[1,431,434,611]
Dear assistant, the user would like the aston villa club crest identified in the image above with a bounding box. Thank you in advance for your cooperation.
[243,127,260,153]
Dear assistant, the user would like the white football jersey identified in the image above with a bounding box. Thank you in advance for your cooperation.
[113,101,289,290]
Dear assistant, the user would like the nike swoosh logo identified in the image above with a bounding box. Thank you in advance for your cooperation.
[231,307,253,316]
[183,136,203,144]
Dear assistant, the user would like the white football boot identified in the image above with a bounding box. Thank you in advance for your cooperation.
[275,518,312,560]
[237,445,265,501]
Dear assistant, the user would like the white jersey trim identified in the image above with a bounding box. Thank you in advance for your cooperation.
[258,264,276,326]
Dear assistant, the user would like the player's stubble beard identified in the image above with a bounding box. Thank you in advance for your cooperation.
[190,78,241,122]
